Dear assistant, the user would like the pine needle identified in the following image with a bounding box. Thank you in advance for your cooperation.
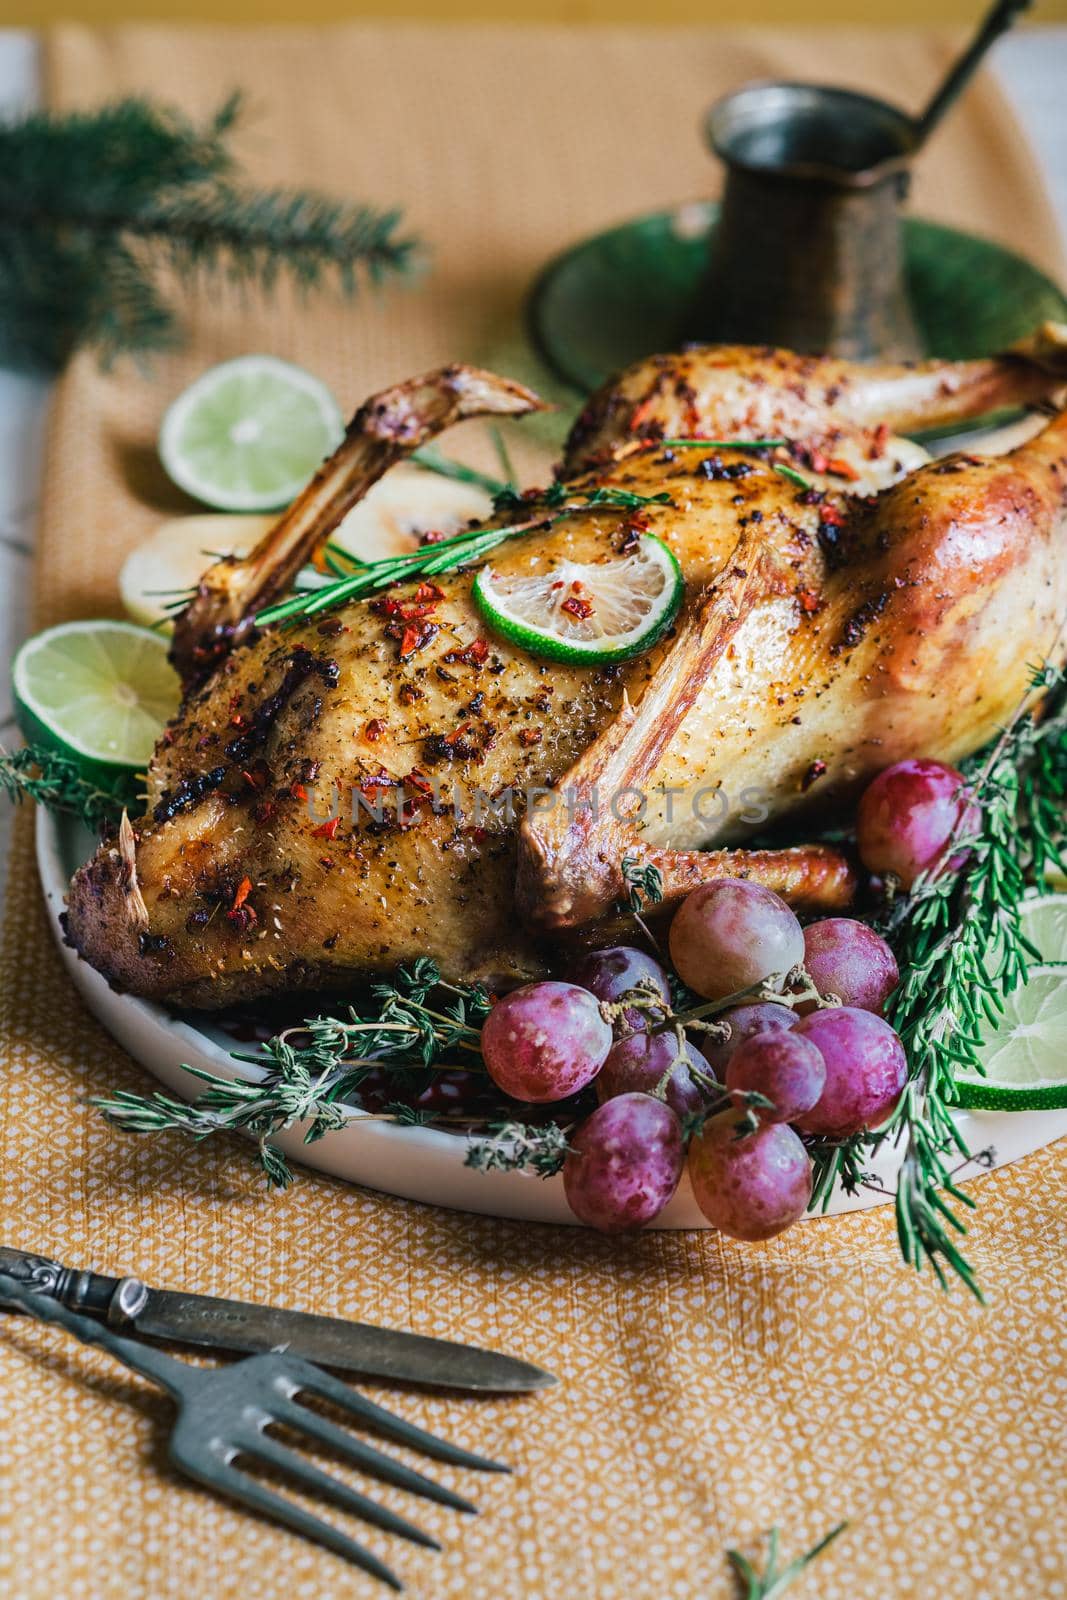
[0,93,417,372]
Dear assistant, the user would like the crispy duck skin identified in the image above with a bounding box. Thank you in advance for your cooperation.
[65,335,1067,1007]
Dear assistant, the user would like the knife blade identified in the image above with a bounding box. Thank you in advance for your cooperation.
[0,1248,554,1393]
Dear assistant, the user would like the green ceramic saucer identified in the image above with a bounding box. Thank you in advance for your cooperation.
[528,202,1067,400]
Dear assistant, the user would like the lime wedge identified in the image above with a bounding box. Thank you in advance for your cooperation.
[955,963,1067,1110]
[159,356,344,512]
[13,620,180,781]
[1018,892,1067,965]
[472,532,683,665]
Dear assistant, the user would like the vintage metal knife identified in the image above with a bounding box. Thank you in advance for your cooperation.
[0,1248,554,1392]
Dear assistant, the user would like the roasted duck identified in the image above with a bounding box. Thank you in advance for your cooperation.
[66,334,1067,1007]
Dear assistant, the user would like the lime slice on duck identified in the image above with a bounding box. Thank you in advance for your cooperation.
[472,532,683,665]
[13,620,180,783]
[955,962,1067,1110]
[159,356,344,512]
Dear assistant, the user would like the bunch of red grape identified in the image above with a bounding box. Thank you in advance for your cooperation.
[478,758,974,1240]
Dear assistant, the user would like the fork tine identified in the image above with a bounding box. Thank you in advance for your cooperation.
[272,1394,479,1514]
[289,1363,511,1473]
[202,1456,404,1590]
[247,1432,441,1550]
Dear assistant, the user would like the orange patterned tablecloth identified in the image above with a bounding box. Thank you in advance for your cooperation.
[0,24,1064,1600]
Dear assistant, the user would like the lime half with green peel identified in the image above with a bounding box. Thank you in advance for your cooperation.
[159,356,344,512]
[472,532,683,665]
[13,620,180,785]
[1018,892,1067,966]
[955,963,1067,1111]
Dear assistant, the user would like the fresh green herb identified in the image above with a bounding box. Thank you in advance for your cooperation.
[254,484,673,627]
[0,744,127,829]
[94,959,493,1187]
[464,1120,574,1177]
[0,93,416,373]
[811,661,1067,1296]
[651,437,811,488]
[411,446,511,499]
[727,1522,848,1599]
[658,438,788,450]
[620,856,664,915]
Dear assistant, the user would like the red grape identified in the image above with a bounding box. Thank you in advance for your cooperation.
[856,759,980,889]
[702,1000,799,1074]
[563,1093,684,1232]
[792,1006,907,1136]
[480,981,612,1102]
[724,1029,826,1124]
[567,945,670,1034]
[669,879,805,1001]
[688,1118,812,1241]
[597,1030,712,1118]
[801,918,899,1015]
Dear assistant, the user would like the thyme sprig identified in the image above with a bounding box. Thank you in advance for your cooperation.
[0,743,127,830]
[254,484,672,627]
[94,958,494,1186]
[464,1120,574,1177]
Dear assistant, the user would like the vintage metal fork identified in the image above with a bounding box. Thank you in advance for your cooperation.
[0,1271,508,1590]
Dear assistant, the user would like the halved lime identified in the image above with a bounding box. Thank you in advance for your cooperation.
[472,533,683,665]
[159,356,344,512]
[13,621,180,782]
[955,963,1067,1110]
[1018,892,1067,964]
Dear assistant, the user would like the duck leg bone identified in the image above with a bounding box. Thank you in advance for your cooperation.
[170,365,546,688]
[516,532,856,931]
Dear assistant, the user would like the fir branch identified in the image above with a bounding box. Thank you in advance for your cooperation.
[0,744,127,830]
[727,1522,848,1600]
[0,93,416,373]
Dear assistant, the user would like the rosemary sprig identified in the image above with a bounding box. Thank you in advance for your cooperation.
[253,484,672,627]
[650,437,810,490]
[727,1522,848,1599]
[410,445,510,499]
[0,743,127,829]
[823,661,1067,1296]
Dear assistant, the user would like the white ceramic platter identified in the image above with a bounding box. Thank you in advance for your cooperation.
[37,809,1067,1227]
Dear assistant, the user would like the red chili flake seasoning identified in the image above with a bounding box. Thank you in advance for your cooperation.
[802,759,828,791]
[825,456,860,482]
[396,620,439,660]
[290,781,308,802]
[311,816,341,840]
[819,505,847,528]
[441,638,489,668]
[562,594,595,621]
[797,589,822,614]
[364,718,388,743]
[869,423,890,460]
[226,876,258,931]
[519,727,543,748]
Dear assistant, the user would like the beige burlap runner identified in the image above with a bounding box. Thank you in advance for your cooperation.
[0,25,1063,1599]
